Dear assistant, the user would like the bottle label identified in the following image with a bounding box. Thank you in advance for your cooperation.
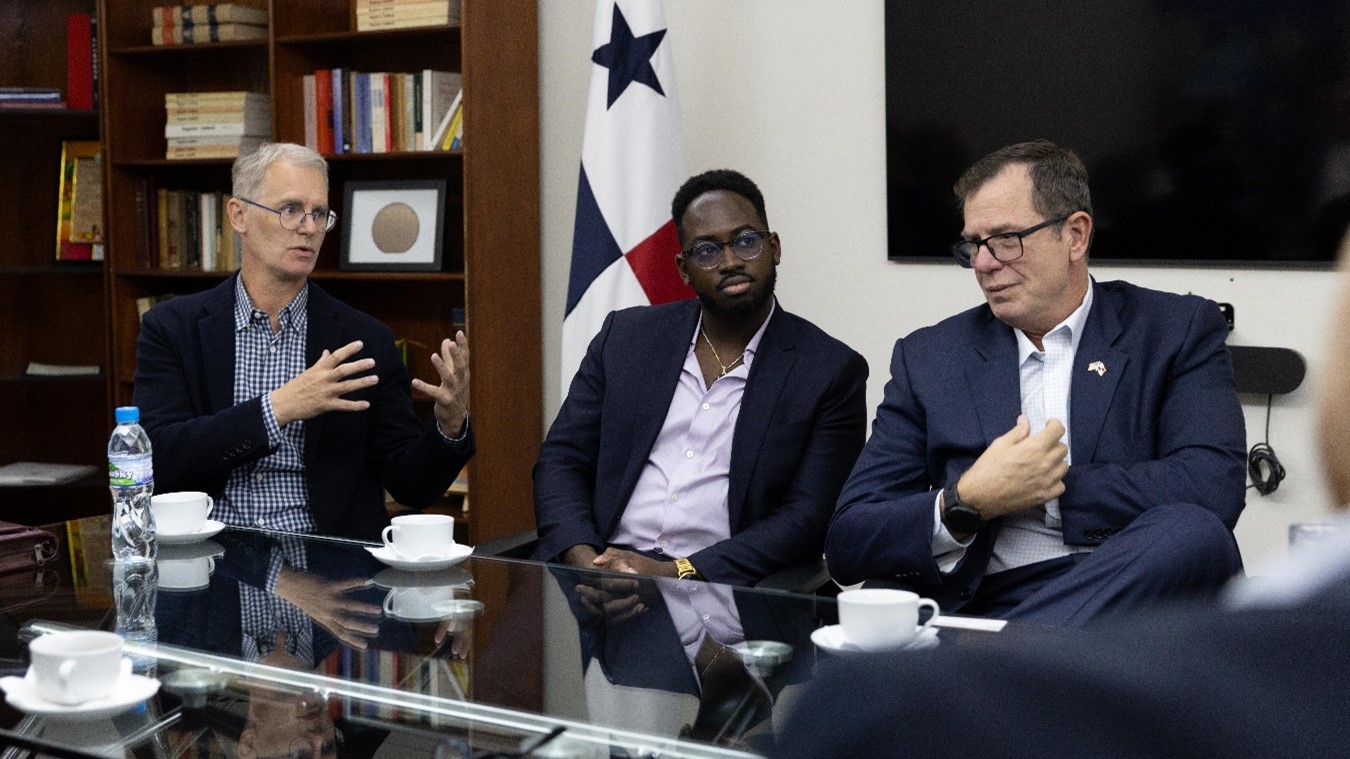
[109,457,153,487]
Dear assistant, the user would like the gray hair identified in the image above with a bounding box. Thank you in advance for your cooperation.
[953,139,1093,221]
[231,142,328,200]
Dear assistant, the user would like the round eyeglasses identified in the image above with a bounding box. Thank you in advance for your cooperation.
[951,215,1069,268]
[239,197,338,232]
[679,229,773,270]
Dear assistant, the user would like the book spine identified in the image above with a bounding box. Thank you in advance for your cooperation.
[156,188,170,269]
[355,72,371,154]
[133,178,152,270]
[164,121,267,137]
[315,69,333,155]
[66,14,94,110]
[331,68,345,154]
[370,73,387,154]
[302,74,317,151]
[190,3,269,26]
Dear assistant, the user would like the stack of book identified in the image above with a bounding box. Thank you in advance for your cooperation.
[164,90,270,160]
[355,0,460,32]
[0,87,63,111]
[301,69,460,155]
[151,3,268,45]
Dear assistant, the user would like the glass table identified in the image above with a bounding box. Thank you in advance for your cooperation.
[0,516,1005,758]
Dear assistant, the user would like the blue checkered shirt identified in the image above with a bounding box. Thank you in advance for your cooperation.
[239,534,315,664]
[220,277,317,533]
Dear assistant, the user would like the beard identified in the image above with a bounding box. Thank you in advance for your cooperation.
[696,264,777,322]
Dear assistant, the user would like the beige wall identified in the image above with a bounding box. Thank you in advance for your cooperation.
[537,0,1339,572]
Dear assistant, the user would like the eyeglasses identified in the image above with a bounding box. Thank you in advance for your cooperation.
[951,215,1070,268]
[678,229,773,270]
[239,197,338,232]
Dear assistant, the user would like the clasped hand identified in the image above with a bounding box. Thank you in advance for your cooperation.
[957,414,1069,520]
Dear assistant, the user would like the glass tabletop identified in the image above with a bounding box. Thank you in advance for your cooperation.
[0,517,1008,758]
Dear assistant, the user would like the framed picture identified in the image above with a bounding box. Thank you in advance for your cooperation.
[340,180,446,271]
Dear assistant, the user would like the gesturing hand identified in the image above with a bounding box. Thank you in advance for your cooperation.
[412,331,470,437]
[957,414,1069,520]
[271,340,378,426]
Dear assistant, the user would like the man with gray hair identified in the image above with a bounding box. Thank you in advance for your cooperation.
[133,142,472,540]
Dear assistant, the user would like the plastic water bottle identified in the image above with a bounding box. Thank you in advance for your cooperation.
[108,406,156,561]
[114,558,158,677]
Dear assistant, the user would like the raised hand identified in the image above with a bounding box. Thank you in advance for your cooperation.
[956,414,1069,520]
[412,331,470,437]
[271,340,378,426]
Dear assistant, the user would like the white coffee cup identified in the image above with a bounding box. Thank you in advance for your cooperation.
[151,491,215,534]
[383,585,459,620]
[381,514,456,560]
[160,556,215,590]
[28,630,129,705]
[837,588,940,650]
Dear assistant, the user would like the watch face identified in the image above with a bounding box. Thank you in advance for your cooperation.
[946,505,982,533]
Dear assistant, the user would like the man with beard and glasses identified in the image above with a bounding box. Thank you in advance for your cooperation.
[533,169,868,587]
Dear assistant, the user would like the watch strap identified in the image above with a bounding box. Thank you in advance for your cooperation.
[675,557,699,580]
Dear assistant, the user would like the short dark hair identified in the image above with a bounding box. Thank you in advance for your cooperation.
[671,169,768,242]
[953,139,1093,221]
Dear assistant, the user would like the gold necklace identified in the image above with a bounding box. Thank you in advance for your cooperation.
[700,326,744,378]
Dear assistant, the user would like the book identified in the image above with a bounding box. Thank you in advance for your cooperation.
[164,139,264,159]
[430,88,461,150]
[370,72,388,154]
[354,72,371,154]
[164,121,268,137]
[164,90,268,106]
[55,141,101,261]
[66,14,94,110]
[302,74,317,150]
[21,363,100,378]
[165,134,264,148]
[133,177,155,269]
[165,102,270,124]
[356,0,459,31]
[315,69,333,154]
[153,3,268,27]
[198,191,218,270]
[420,70,460,151]
[164,188,183,268]
[331,68,345,154]
[156,188,170,268]
[0,461,97,485]
[151,21,266,45]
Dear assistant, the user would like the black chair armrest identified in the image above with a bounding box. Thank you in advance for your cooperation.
[472,529,538,560]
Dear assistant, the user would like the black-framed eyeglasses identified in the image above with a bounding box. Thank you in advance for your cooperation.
[951,215,1070,268]
[678,229,773,270]
[239,197,338,232]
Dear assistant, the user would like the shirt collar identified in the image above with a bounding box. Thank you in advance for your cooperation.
[690,298,777,368]
[1016,278,1094,364]
[233,277,309,333]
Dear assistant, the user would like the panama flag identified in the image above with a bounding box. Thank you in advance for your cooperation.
[561,0,693,397]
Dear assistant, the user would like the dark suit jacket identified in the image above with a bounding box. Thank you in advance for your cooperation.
[133,275,473,540]
[826,280,1246,608]
[533,299,868,586]
[776,583,1350,758]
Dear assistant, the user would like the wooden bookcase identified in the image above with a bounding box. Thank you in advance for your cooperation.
[0,0,112,521]
[97,0,541,544]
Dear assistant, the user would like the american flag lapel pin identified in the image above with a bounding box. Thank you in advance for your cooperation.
[1087,361,1106,377]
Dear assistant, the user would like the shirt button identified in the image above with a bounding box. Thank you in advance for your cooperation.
[255,474,264,482]
[660,540,669,548]
[702,613,710,621]
[686,450,694,458]
[702,403,710,410]
[256,517,266,526]
[671,494,679,502]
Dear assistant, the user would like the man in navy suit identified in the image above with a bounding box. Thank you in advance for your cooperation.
[827,140,1246,625]
[534,169,868,586]
[133,143,472,541]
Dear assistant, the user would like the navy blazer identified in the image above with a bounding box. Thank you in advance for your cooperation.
[826,280,1246,608]
[533,299,868,586]
[132,275,473,541]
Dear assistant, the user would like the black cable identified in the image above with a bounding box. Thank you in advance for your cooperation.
[1248,394,1286,496]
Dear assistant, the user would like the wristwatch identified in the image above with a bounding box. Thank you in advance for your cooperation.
[941,486,983,534]
[675,557,700,580]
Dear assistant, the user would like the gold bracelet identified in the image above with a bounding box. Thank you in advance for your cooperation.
[675,557,699,580]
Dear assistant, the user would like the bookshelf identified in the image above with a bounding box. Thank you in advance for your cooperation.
[98,1,542,545]
[0,0,109,504]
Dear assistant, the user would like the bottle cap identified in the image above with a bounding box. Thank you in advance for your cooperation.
[114,406,140,424]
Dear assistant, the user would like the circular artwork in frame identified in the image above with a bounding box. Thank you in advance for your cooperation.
[340,179,446,271]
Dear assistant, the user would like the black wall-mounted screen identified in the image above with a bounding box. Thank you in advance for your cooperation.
[886,1,1350,267]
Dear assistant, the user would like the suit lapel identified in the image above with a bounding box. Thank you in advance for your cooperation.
[303,283,340,467]
[199,277,240,415]
[616,303,699,503]
[728,308,793,529]
[1070,282,1126,464]
[967,310,1021,445]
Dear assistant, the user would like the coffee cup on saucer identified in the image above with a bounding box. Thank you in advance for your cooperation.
[837,588,939,650]
[151,491,214,535]
[383,584,460,620]
[381,514,457,560]
[28,630,128,705]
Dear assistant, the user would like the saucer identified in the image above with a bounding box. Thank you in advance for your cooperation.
[0,671,160,721]
[365,543,472,572]
[158,539,224,562]
[810,624,939,654]
[157,520,225,546]
[372,566,473,589]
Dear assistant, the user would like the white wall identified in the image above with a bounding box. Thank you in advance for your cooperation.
[538,0,1341,572]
